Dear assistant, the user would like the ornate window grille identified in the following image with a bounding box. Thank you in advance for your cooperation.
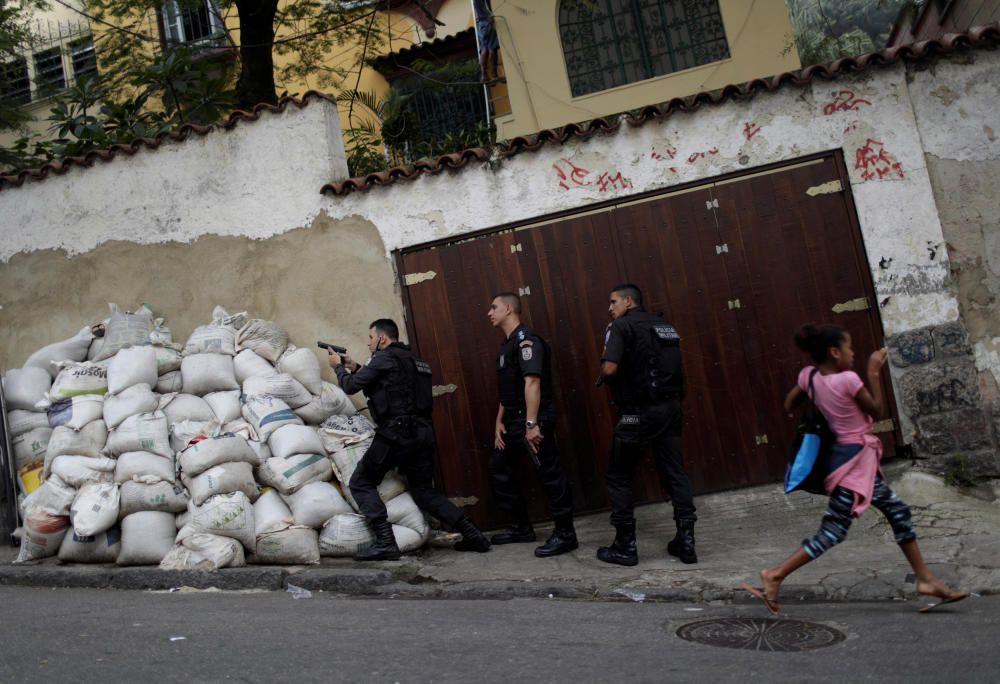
[70,38,98,84]
[559,0,730,97]
[0,57,31,106]
[161,0,225,46]
[33,47,66,98]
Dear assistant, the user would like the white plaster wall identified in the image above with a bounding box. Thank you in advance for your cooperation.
[0,100,347,261]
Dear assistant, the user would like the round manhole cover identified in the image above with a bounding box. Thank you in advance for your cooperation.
[676,618,846,652]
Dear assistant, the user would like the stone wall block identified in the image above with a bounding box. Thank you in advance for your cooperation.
[888,328,934,368]
[931,450,1000,481]
[932,322,972,358]
[898,358,980,416]
[917,408,993,455]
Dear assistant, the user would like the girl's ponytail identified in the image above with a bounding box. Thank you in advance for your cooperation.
[794,323,847,364]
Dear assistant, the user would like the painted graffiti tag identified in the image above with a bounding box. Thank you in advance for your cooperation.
[823,89,872,115]
[854,138,904,181]
[553,158,591,190]
[743,122,761,140]
[650,145,677,161]
[596,171,633,192]
[687,147,719,164]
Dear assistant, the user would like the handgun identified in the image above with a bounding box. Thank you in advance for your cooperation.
[317,341,348,354]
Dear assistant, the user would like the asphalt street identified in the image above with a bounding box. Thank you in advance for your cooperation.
[0,588,995,683]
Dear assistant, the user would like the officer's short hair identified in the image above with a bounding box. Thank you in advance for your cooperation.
[611,283,643,306]
[493,292,522,314]
[369,319,399,341]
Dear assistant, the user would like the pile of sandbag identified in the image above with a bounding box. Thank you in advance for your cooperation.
[3,303,432,568]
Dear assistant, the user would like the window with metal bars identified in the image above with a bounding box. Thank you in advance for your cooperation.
[161,0,224,45]
[559,0,730,97]
[392,66,487,143]
[0,57,31,106]
[33,47,66,98]
[70,38,98,84]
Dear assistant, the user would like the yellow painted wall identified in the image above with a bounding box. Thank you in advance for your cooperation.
[492,0,801,139]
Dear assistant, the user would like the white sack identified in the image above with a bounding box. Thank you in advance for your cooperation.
[172,419,220,453]
[204,390,241,424]
[150,318,172,345]
[184,323,236,356]
[48,361,108,399]
[44,421,108,475]
[3,367,52,410]
[107,345,158,395]
[319,414,376,451]
[22,475,77,516]
[222,418,254,441]
[94,303,155,361]
[277,345,323,395]
[176,491,255,550]
[115,451,175,484]
[118,480,189,517]
[117,511,176,565]
[155,370,183,393]
[103,383,159,429]
[257,453,332,496]
[7,409,50,437]
[317,515,425,557]
[105,411,171,459]
[182,461,259,506]
[51,455,117,487]
[181,354,239,396]
[12,426,51,469]
[47,394,104,430]
[24,325,94,377]
[161,393,216,425]
[329,438,407,507]
[178,434,257,477]
[241,394,302,441]
[282,481,352,529]
[16,511,70,562]
[254,527,320,565]
[236,319,289,363]
[254,490,294,536]
[153,343,183,374]
[71,482,120,536]
[386,492,429,536]
[268,424,325,460]
[58,527,121,563]
[295,382,357,424]
[159,533,245,570]
[243,373,312,409]
[233,349,277,384]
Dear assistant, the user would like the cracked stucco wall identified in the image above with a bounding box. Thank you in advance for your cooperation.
[1,50,998,470]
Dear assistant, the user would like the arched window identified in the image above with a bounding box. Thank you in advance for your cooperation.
[559,0,730,97]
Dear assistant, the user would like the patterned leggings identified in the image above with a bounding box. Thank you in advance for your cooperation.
[802,476,917,559]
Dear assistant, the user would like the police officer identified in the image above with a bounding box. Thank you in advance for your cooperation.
[329,319,491,560]
[487,293,577,557]
[596,284,697,566]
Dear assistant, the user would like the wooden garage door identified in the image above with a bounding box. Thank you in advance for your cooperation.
[400,153,894,528]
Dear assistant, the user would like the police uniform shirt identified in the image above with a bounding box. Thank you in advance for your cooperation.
[601,307,682,404]
[496,324,555,416]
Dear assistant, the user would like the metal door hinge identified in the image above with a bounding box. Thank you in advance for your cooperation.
[705,198,719,210]
[716,243,729,254]
[754,434,769,445]
[806,179,843,196]
[518,286,531,296]
[727,299,742,310]
[403,270,436,286]
[510,243,523,253]
[832,297,870,314]
[872,419,895,434]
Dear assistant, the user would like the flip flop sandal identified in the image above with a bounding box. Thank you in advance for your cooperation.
[918,592,969,613]
[741,582,781,616]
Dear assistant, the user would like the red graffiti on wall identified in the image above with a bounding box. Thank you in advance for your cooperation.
[553,158,591,190]
[651,145,678,161]
[743,122,762,140]
[843,120,859,134]
[823,89,872,115]
[854,138,904,181]
[596,171,633,192]
[687,147,720,164]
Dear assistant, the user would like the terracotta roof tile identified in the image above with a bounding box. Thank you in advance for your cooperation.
[0,92,336,192]
[321,23,1000,197]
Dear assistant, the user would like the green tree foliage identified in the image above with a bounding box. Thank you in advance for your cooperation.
[787,0,914,66]
[0,0,48,132]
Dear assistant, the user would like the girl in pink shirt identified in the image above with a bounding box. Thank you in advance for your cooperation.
[744,324,966,614]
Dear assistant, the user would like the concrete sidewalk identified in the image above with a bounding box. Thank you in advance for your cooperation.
[3,463,998,603]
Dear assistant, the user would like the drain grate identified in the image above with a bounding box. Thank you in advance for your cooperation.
[676,618,846,652]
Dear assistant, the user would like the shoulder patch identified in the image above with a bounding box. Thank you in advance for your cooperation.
[517,330,525,341]
[653,324,680,342]
[415,360,432,375]
[519,340,533,347]
[521,346,533,361]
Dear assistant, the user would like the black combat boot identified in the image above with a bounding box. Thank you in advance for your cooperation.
[666,519,697,564]
[596,521,638,566]
[355,519,401,561]
[534,515,579,557]
[490,522,536,545]
[453,516,491,553]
